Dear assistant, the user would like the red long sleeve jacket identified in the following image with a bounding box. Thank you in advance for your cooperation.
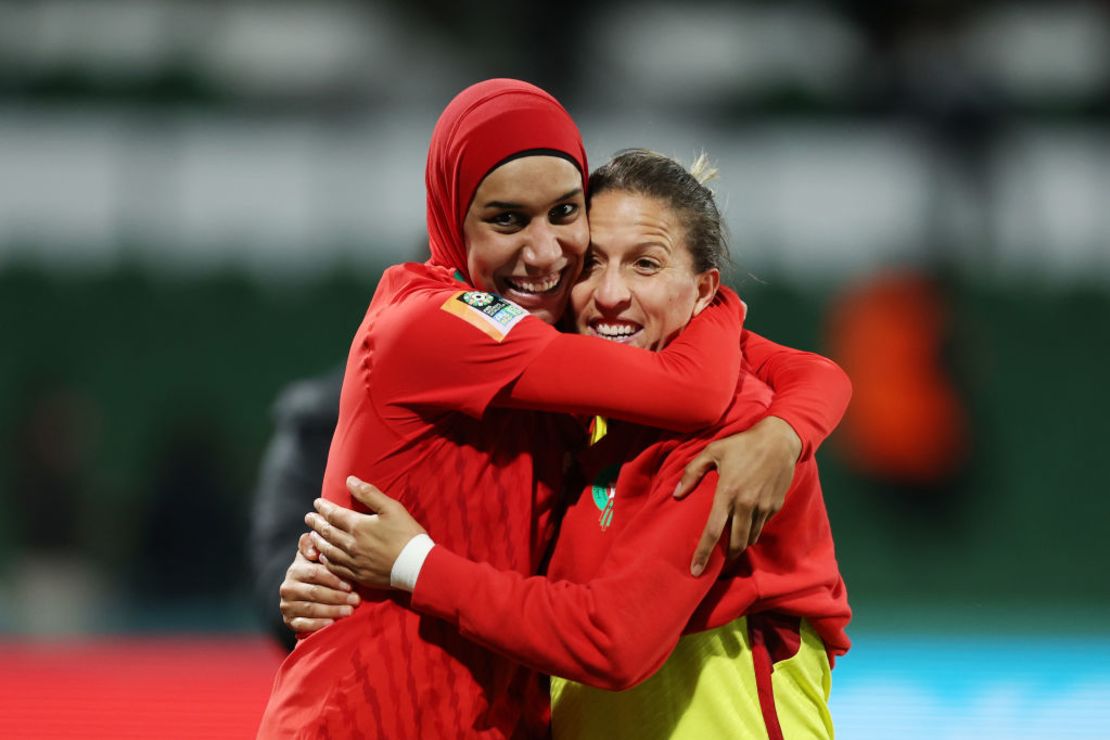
[410,369,851,691]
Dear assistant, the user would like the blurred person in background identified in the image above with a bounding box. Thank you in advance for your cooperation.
[827,272,969,495]
[250,367,344,650]
[3,379,108,634]
[256,79,849,738]
[134,413,242,600]
[297,149,850,739]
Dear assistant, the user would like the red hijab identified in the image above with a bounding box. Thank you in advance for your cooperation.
[425,79,589,285]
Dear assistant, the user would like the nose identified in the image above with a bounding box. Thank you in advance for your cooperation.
[522,221,563,272]
[593,265,631,310]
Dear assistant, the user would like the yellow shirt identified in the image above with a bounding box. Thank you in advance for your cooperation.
[550,616,834,739]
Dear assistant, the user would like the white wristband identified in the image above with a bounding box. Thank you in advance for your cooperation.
[390,533,436,592]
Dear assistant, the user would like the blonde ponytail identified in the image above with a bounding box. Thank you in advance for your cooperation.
[688,151,718,187]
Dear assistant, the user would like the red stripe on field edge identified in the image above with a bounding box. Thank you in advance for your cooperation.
[0,637,285,740]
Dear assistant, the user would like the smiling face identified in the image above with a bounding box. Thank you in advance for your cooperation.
[462,155,589,325]
[572,190,719,351]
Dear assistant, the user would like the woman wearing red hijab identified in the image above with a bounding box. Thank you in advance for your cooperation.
[258,80,849,739]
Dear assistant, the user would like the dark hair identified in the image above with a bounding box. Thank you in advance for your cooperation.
[588,149,730,273]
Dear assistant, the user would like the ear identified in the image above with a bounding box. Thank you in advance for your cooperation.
[691,269,720,317]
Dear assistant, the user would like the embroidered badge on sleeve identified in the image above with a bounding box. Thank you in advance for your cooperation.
[440,291,529,342]
[591,464,620,532]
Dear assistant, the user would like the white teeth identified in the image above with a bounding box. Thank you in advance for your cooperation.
[594,322,640,338]
[506,274,561,294]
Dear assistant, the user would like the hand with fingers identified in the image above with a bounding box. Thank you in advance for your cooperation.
[279,533,361,634]
[674,415,802,576]
[305,476,427,589]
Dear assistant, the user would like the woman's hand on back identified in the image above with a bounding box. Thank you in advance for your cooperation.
[279,533,360,635]
[674,415,802,576]
[306,477,428,589]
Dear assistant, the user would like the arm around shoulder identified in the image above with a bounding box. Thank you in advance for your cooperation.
[500,287,745,431]
[741,330,851,460]
[409,471,729,690]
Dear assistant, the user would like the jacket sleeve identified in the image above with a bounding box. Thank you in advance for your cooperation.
[498,287,744,432]
[409,456,729,691]
[740,331,852,460]
[248,369,342,650]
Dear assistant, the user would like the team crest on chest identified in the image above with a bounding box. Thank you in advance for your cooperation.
[441,290,527,342]
[591,464,621,531]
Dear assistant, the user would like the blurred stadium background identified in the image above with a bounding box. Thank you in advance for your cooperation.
[1,1,1108,737]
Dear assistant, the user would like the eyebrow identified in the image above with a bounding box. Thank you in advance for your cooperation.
[588,240,673,256]
[481,188,583,210]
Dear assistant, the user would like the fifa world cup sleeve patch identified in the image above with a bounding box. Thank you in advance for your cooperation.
[440,290,529,342]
